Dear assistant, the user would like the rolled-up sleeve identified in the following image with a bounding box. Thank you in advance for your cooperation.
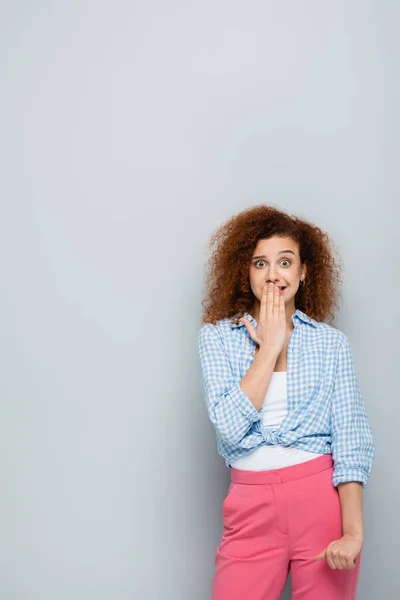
[198,323,262,445]
[330,334,375,487]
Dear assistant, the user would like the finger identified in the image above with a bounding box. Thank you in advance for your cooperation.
[343,556,356,570]
[266,283,274,317]
[329,551,346,570]
[279,290,285,316]
[340,555,352,570]
[273,284,280,312]
[327,558,337,570]
[334,556,346,570]
[240,318,257,342]
[332,550,348,570]
[260,285,268,322]
[325,552,337,570]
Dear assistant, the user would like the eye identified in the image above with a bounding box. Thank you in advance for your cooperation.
[253,259,292,268]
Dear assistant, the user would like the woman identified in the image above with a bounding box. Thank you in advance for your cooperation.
[198,205,375,600]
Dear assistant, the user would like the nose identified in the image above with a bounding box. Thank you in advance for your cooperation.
[265,270,280,284]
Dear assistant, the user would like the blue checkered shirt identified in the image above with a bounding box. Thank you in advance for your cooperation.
[198,308,375,487]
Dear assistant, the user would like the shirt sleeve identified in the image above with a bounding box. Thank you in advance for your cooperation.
[330,334,375,487]
[198,323,262,445]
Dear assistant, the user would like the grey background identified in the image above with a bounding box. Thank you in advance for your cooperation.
[1,1,397,598]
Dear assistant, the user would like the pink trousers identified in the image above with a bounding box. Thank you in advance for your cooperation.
[212,454,361,600]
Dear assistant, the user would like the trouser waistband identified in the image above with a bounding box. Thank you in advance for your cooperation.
[230,454,333,484]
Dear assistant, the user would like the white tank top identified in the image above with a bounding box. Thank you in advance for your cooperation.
[230,372,324,471]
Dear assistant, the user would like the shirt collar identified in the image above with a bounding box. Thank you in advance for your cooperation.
[230,308,317,329]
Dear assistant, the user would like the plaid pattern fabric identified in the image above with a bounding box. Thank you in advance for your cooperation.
[198,308,375,487]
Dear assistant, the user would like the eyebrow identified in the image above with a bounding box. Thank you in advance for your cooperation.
[252,250,296,259]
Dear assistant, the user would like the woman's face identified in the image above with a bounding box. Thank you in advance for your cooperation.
[249,235,306,310]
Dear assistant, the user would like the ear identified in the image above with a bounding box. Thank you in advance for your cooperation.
[301,263,307,282]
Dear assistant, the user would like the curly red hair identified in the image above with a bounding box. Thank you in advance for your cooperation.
[201,205,344,326]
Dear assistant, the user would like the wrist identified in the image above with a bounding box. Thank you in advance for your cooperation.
[344,531,364,541]
[256,344,280,360]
